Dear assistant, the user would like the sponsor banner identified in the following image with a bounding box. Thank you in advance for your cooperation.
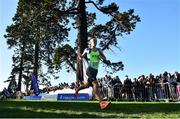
[57,93,89,100]
[41,94,57,100]
[23,96,42,100]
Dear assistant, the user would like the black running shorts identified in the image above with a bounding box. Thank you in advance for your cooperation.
[86,66,98,85]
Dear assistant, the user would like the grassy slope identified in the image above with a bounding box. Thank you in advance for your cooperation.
[0,100,180,118]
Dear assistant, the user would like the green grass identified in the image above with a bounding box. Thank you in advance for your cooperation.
[0,100,180,118]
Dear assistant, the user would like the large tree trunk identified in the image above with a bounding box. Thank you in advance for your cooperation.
[17,45,25,91]
[26,84,29,95]
[76,0,88,84]
[34,35,40,79]
[31,32,40,89]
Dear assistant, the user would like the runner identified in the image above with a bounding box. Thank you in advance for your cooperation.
[76,37,111,110]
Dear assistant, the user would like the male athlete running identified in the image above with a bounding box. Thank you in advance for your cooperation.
[76,37,111,110]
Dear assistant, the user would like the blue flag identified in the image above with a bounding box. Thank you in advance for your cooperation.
[31,72,39,96]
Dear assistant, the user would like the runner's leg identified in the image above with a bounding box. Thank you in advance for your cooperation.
[92,80,111,110]
[75,81,89,95]
[92,80,102,101]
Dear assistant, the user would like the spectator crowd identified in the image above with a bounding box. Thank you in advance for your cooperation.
[97,71,180,101]
[1,71,180,102]
[35,71,180,101]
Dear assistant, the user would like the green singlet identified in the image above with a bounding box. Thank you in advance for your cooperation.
[89,48,100,70]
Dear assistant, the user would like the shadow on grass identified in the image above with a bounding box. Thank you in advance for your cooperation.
[0,108,103,118]
[0,100,180,118]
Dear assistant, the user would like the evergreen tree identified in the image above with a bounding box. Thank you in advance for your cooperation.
[5,0,141,89]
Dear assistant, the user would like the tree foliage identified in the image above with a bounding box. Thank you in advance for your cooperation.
[4,0,141,90]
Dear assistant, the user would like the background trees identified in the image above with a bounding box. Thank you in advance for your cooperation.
[4,0,140,92]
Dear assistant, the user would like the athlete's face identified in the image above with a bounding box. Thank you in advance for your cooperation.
[90,38,97,47]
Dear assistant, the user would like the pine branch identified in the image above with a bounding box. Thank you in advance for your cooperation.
[102,24,119,51]
[66,59,76,72]
[54,8,79,16]
[85,1,106,13]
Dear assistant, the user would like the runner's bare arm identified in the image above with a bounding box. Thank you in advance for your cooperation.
[99,49,110,64]
[78,48,88,60]
[99,49,107,61]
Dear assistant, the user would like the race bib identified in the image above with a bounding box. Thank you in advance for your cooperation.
[90,61,99,69]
